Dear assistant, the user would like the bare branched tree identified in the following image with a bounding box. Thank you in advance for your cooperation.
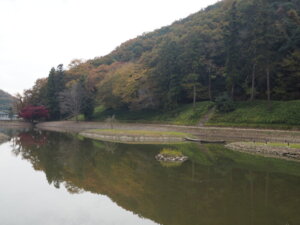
[105,114,117,129]
[59,83,84,122]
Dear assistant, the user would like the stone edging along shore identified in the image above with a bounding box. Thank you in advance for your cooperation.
[226,142,300,161]
[80,131,185,144]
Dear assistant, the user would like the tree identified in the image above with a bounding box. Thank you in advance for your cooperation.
[150,39,183,109]
[46,65,65,120]
[59,82,84,122]
[79,76,96,120]
[21,78,48,106]
[224,1,240,99]
[215,93,235,113]
[19,105,49,122]
[276,50,300,99]
[260,0,273,105]
[182,73,200,109]
[241,0,262,101]
[14,93,26,114]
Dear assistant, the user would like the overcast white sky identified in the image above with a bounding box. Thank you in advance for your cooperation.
[0,0,219,95]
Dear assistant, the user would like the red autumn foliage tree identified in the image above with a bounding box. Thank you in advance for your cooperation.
[19,105,49,122]
[18,132,47,148]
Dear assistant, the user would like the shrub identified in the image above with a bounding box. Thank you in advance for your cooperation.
[215,94,235,113]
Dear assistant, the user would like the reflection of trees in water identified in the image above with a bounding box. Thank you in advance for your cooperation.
[11,130,300,225]
[65,181,84,194]
[104,141,117,153]
[0,127,30,137]
[12,130,83,189]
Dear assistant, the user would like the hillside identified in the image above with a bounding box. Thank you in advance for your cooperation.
[0,89,14,110]
[21,0,300,124]
[72,0,300,109]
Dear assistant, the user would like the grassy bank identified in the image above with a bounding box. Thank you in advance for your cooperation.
[76,100,300,129]
[92,101,214,125]
[207,100,300,129]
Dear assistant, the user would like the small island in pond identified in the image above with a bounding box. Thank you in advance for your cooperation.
[80,129,195,144]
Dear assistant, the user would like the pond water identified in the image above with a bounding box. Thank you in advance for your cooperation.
[0,128,300,225]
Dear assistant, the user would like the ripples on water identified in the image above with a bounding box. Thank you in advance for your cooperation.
[0,129,300,225]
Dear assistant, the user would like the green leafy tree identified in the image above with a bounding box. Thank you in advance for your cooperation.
[215,93,235,113]
[79,77,96,121]
[46,65,65,120]
[276,50,300,99]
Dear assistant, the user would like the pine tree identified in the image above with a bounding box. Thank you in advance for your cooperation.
[46,65,65,120]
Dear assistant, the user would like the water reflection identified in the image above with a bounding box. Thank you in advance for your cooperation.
[0,126,30,137]
[8,130,300,225]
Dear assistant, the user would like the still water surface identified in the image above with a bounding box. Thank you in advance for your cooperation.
[0,129,300,225]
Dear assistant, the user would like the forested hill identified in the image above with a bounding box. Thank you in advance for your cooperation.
[70,0,300,109]
[0,90,14,109]
[23,0,300,119]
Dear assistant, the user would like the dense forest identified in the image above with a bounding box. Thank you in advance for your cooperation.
[19,0,300,120]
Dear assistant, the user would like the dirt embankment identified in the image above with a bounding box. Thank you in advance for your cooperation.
[36,121,300,143]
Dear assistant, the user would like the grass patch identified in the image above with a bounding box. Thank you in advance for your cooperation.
[208,100,300,129]
[158,148,186,167]
[160,148,184,157]
[68,114,85,121]
[206,122,300,130]
[254,142,300,149]
[92,101,214,125]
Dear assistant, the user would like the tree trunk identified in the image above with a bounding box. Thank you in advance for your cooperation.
[193,84,196,109]
[208,66,212,101]
[231,83,235,100]
[250,63,256,101]
[266,65,271,109]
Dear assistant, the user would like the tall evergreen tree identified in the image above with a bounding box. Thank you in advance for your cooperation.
[46,65,65,120]
[150,40,183,108]
[224,1,240,99]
